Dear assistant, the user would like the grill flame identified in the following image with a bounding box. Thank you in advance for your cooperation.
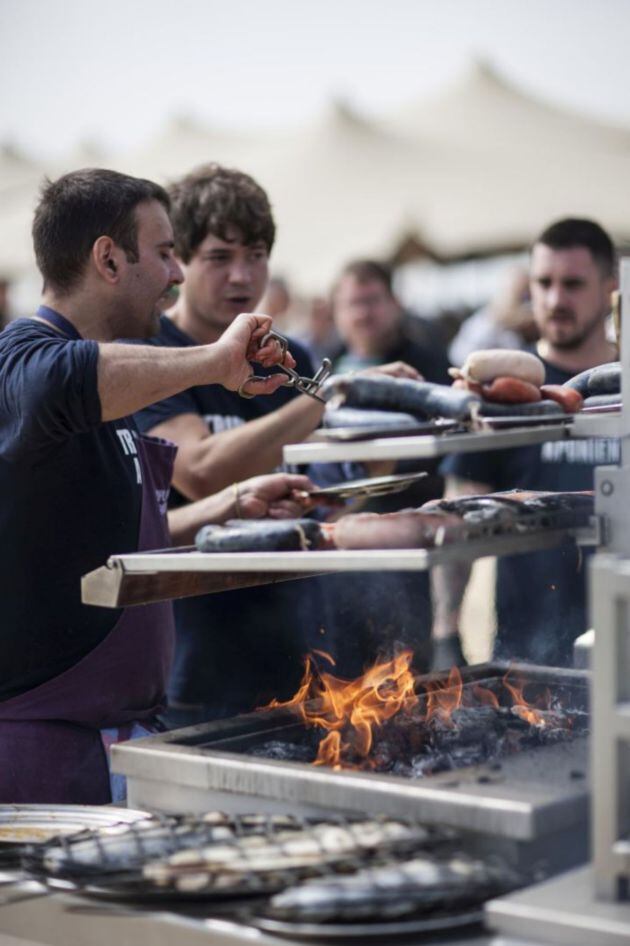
[502,670,552,728]
[265,650,417,768]
[262,655,567,768]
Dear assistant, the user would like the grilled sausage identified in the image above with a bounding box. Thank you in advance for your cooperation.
[481,377,542,404]
[539,385,584,413]
[564,362,620,396]
[196,519,322,552]
[322,375,480,421]
[332,510,464,550]
[322,407,420,429]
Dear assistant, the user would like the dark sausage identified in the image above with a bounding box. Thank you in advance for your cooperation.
[564,362,620,395]
[196,519,322,552]
[586,362,621,395]
[322,407,420,429]
[322,376,481,421]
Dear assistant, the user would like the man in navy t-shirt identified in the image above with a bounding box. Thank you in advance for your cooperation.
[432,218,619,668]
[0,168,300,803]
[133,164,422,725]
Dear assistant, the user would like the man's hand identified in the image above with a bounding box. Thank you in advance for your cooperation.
[360,361,422,381]
[236,473,314,520]
[213,313,297,396]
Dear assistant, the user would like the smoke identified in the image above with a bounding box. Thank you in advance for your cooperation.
[307,571,433,678]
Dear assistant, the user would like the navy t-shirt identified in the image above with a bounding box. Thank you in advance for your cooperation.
[0,319,144,701]
[441,360,619,665]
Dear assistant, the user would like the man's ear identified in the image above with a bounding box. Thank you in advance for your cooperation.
[92,236,122,284]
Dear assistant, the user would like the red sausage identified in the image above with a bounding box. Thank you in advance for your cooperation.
[481,377,542,404]
[540,385,584,414]
[332,510,464,550]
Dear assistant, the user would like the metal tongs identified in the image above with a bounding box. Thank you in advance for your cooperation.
[305,471,428,502]
[261,330,332,402]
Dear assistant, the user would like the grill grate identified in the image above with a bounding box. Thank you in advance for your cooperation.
[21,812,454,900]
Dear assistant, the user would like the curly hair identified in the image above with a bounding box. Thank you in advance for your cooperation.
[168,164,275,262]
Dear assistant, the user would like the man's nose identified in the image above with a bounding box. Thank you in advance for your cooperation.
[547,283,567,310]
[227,258,252,284]
[171,259,185,286]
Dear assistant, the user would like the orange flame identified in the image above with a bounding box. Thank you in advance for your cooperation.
[503,670,551,728]
[312,649,336,667]
[262,650,418,768]
[421,665,464,726]
[472,683,500,709]
[260,655,570,770]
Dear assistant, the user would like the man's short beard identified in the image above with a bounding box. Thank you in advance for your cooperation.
[545,311,605,351]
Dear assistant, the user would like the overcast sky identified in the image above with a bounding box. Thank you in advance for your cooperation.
[2,0,630,159]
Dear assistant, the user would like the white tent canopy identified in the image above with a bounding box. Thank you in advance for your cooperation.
[2,60,630,297]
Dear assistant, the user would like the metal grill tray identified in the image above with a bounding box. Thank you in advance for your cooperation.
[81,514,599,608]
[312,419,461,442]
[283,411,621,464]
[247,908,483,942]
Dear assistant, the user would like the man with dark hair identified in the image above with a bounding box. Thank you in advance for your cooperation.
[133,164,418,725]
[535,218,616,278]
[432,217,619,668]
[0,167,299,803]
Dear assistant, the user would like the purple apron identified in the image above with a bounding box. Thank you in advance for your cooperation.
[0,432,176,804]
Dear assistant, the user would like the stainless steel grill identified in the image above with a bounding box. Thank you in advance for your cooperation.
[112,662,589,875]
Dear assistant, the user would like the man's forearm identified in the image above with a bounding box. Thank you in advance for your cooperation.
[173,396,324,500]
[167,486,235,545]
[431,560,473,640]
[97,342,225,421]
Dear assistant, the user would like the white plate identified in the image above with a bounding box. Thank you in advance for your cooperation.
[0,804,150,845]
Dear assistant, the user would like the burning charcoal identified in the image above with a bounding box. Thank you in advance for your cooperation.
[448,745,493,768]
[369,745,398,772]
[373,718,426,763]
[408,752,455,777]
[450,706,502,732]
[390,759,414,778]
[249,741,315,763]
[509,706,574,731]
[426,708,500,752]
